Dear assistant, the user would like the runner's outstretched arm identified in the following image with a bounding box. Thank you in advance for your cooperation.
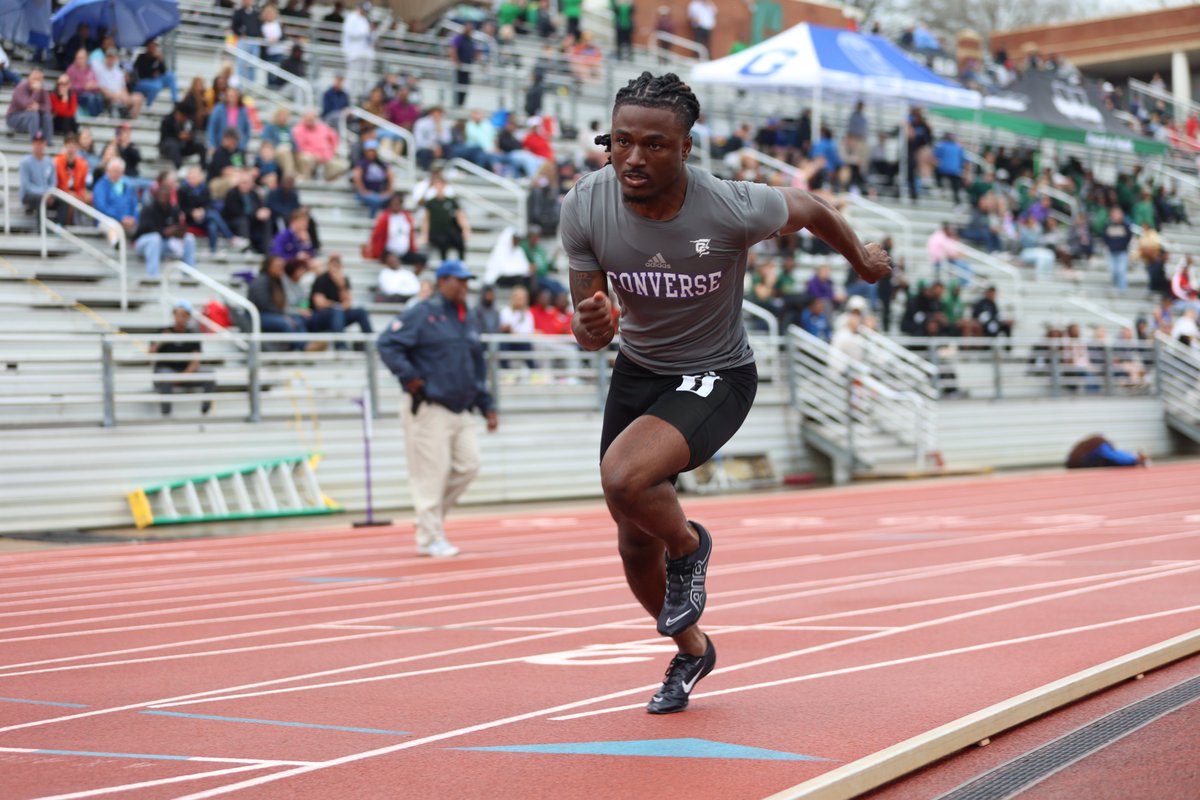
[776,188,892,284]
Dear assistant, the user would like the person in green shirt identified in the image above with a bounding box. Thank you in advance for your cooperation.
[967,169,993,209]
[519,224,565,296]
[496,1,522,28]
[562,0,583,38]
[1131,188,1157,231]
[611,0,635,61]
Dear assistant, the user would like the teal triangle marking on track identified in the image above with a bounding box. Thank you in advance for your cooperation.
[453,738,831,761]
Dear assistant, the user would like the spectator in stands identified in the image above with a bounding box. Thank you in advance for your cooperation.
[369,191,425,266]
[19,132,56,217]
[99,123,152,200]
[1066,435,1147,469]
[926,222,971,284]
[260,4,287,86]
[279,44,309,103]
[687,0,716,56]
[87,34,115,68]
[933,132,965,205]
[207,129,247,199]
[132,40,178,109]
[308,254,372,346]
[1067,212,1094,264]
[351,139,393,216]
[180,165,240,253]
[223,171,273,254]
[522,116,554,161]
[972,286,1012,337]
[413,106,452,171]
[1172,307,1199,345]
[830,307,866,363]
[53,133,90,225]
[179,77,210,133]
[206,87,252,156]
[530,286,570,335]
[50,74,79,138]
[496,115,544,177]
[1101,206,1133,291]
[93,48,144,119]
[159,104,206,170]
[292,109,349,181]
[255,140,283,189]
[65,49,105,118]
[231,0,263,82]
[1016,215,1054,277]
[150,300,215,416]
[7,69,53,144]
[421,173,469,261]
[905,106,933,202]
[282,258,315,332]
[266,174,319,248]
[526,162,562,234]
[1132,188,1157,231]
[323,0,345,23]
[134,183,197,278]
[249,254,307,344]
[806,264,843,310]
[519,224,564,296]
[271,207,318,262]
[259,107,297,176]
[449,20,478,108]
[92,158,138,243]
[800,297,831,342]
[809,126,840,187]
[342,1,375,101]
[386,86,420,131]
[321,74,350,127]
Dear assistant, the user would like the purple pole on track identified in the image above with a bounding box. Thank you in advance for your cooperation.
[353,391,389,528]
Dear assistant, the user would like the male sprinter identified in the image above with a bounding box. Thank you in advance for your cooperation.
[560,72,891,713]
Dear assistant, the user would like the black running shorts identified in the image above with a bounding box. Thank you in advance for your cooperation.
[599,352,759,473]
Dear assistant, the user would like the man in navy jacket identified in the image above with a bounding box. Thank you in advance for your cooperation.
[378,259,498,557]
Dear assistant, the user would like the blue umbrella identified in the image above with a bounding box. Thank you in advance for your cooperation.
[0,0,53,49]
[51,0,180,49]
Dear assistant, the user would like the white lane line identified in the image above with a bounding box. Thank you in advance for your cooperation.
[142,560,1189,710]
[164,568,1200,800]
[550,603,1200,720]
[31,763,281,800]
[0,747,313,767]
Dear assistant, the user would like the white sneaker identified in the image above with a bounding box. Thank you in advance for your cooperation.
[229,236,251,252]
[417,539,460,558]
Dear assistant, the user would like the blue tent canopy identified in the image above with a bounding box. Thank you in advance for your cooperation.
[0,0,53,49]
[51,0,180,49]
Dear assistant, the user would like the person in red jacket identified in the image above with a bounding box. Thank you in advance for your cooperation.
[521,116,554,160]
[366,191,427,267]
[53,133,90,224]
[50,74,78,137]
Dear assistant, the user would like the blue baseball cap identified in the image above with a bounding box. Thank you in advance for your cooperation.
[435,259,474,280]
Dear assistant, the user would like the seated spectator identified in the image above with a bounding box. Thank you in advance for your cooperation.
[800,297,831,342]
[320,74,350,127]
[134,183,197,278]
[255,140,283,189]
[1067,212,1094,263]
[180,165,241,253]
[351,139,393,216]
[377,257,425,303]
[101,122,153,200]
[386,86,421,131]
[530,287,570,334]
[150,300,215,416]
[92,157,139,243]
[496,115,544,178]
[830,307,866,363]
[207,130,248,199]
[223,171,273,253]
[262,107,298,176]
[0,43,20,87]
[65,49,105,117]
[53,133,90,224]
[971,286,1012,337]
[498,284,536,367]
[93,48,144,119]
[368,191,426,267]
[282,258,314,325]
[522,116,554,161]
[308,254,372,347]
[568,31,603,83]
[519,225,565,296]
[265,174,317,246]
[577,119,607,171]
[412,106,452,170]
[472,285,502,333]
[420,173,470,260]
[160,104,207,169]
[292,109,349,181]
[50,74,79,137]
[526,162,561,235]
[248,254,307,346]
[7,69,53,144]
[19,132,56,217]
[55,22,98,70]
[1065,435,1147,469]
[88,33,116,68]
[806,264,844,310]
[926,222,972,284]
[179,76,211,133]
[132,40,178,109]
[271,208,318,262]
[206,87,252,154]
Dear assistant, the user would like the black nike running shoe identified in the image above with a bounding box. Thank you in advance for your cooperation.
[646,635,717,715]
[656,521,712,637]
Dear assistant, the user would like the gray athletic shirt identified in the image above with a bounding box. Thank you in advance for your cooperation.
[560,164,788,373]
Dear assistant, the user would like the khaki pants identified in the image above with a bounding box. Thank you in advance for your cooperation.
[401,399,481,548]
[208,174,236,200]
[275,145,296,177]
[296,152,350,182]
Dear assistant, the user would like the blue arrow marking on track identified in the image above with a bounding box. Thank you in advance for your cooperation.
[454,738,832,761]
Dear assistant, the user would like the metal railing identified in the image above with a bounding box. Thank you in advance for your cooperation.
[843,193,914,266]
[1128,78,1199,126]
[954,241,1023,317]
[447,157,527,234]
[1067,297,1131,330]
[0,150,9,233]
[218,42,315,112]
[888,335,1157,400]
[40,189,127,311]
[859,326,940,399]
[1156,332,1200,436]
[1036,184,1079,224]
[648,31,708,62]
[338,106,418,177]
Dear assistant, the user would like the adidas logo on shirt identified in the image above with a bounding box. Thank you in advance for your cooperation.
[644,252,671,270]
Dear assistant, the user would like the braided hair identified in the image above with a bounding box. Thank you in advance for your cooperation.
[595,72,701,159]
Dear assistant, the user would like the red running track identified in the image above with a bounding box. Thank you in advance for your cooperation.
[1,464,1198,800]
